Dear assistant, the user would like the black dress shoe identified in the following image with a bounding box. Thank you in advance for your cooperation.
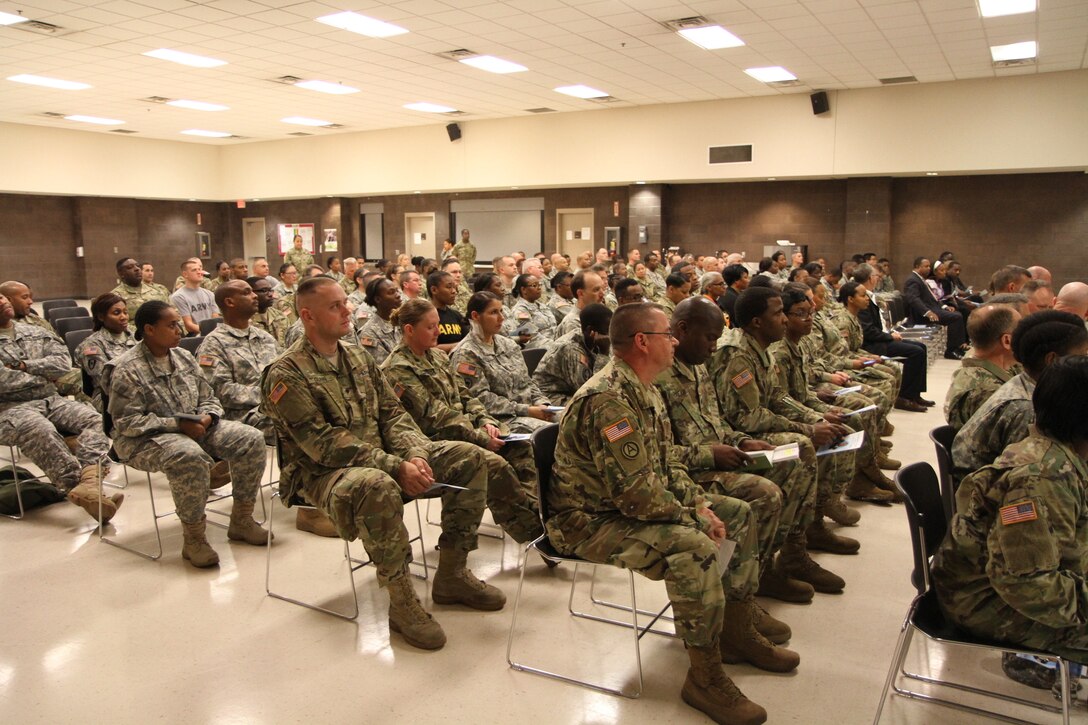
[944,350,965,360]
[915,397,936,407]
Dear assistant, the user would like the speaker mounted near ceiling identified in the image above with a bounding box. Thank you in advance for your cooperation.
[810,91,830,116]
[446,123,461,142]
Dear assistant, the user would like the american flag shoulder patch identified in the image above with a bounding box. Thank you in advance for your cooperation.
[393,383,405,398]
[999,500,1038,526]
[732,369,754,389]
[198,354,216,367]
[603,418,633,443]
[359,337,375,347]
[84,346,100,356]
[457,362,477,377]
[268,381,288,404]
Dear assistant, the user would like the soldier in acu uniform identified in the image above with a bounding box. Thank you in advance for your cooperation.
[260,277,505,652]
[548,302,798,725]
[247,276,291,348]
[532,303,611,406]
[356,277,401,364]
[76,293,137,412]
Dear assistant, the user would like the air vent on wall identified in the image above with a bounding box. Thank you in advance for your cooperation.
[324,123,345,129]
[661,16,712,31]
[110,129,138,134]
[588,96,621,104]
[525,107,557,114]
[436,48,476,61]
[12,19,75,36]
[709,145,753,164]
[879,76,917,85]
[142,96,170,103]
[767,80,801,88]
[270,75,303,85]
[994,58,1035,68]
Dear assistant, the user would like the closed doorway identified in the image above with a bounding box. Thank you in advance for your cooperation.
[405,212,437,260]
[557,208,594,259]
[242,217,267,264]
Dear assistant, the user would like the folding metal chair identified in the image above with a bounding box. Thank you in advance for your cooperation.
[198,318,223,335]
[40,299,78,315]
[873,462,1072,724]
[522,347,546,376]
[178,336,204,355]
[0,446,28,520]
[46,306,88,326]
[55,316,94,338]
[928,425,956,522]
[506,424,674,699]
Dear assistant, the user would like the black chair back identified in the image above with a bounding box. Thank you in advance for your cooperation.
[929,425,956,522]
[199,318,223,335]
[64,328,93,360]
[178,336,204,355]
[41,299,78,315]
[47,306,89,325]
[56,316,94,338]
[522,347,547,376]
[895,462,947,595]
[531,424,560,522]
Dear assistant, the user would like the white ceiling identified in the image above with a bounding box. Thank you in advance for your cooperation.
[0,0,1084,144]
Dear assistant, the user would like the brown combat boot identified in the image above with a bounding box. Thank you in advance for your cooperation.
[882,420,895,436]
[863,463,904,503]
[209,460,231,490]
[681,642,767,725]
[820,496,861,526]
[780,530,846,594]
[296,507,339,538]
[719,598,800,672]
[227,498,272,545]
[181,517,220,568]
[748,599,791,644]
[878,453,902,471]
[805,519,860,555]
[432,547,506,610]
[756,564,814,604]
[387,572,446,650]
[66,465,123,523]
[846,474,895,504]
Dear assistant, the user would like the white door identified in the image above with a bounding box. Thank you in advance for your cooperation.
[557,209,594,258]
[405,213,437,259]
[242,217,267,265]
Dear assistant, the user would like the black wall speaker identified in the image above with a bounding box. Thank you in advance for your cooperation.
[810,91,830,115]
[446,123,461,142]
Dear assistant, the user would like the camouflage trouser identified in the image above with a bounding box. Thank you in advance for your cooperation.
[761,433,820,535]
[0,396,108,491]
[508,415,552,435]
[227,407,274,446]
[945,601,1088,666]
[692,470,781,572]
[488,442,544,543]
[855,361,902,402]
[126,420,264,523]
[56,368,91,404]
[819,446,857,505]
[832,390,882,468]
[567,493,757,648]
[306,440,488,586]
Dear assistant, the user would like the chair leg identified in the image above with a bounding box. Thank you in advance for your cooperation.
[586,566,677,634]
[408,499,433,581]
[1058,659,1071,725]
[873,615,915,724]
[98,465,164,561]
[1,448,26,520]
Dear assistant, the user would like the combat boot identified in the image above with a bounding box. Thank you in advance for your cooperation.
[181,517,219,568]
[66,465,123,523]
[747,599,791,644]
[805,519,860,555]
[387,572,446,650]
[862,461,898,491]
[432,547,506,610]
[780,530,846,594]
[820,496,861,526]
[846,474,895,504]
[296,507,338,538]
[882,420,895,436]
[681,643,767,725]
[227,498,272,545]
[209,460,231,490]
[878,453,902,471]
[719,598,800,672]
[756,564,814,604]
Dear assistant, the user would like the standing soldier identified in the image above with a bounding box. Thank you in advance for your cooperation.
[452,228,477,273]
[283,234,313,273]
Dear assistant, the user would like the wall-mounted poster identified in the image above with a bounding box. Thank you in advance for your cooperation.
[277,223,315,254]
[323,229,338,252]
[196,231,211,259]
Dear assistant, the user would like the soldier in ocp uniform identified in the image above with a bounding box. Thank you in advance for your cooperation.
[532,303,611,406]
[247,276,291,349]
[112,257,171,332]
[547,302,798,725]
[283,234,313,273]
[260,277,506,652]
[76,292,137,411]
[944,303,1019,432]
[452,228,476,274]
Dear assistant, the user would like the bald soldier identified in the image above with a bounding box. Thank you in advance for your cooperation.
[260,276,505,651]
[548,301,798,725]
[944,303,1020,432]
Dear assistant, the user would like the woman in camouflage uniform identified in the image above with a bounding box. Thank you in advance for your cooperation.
[356,276,401,365]
[503,274,557,350]
[76,293,137,412]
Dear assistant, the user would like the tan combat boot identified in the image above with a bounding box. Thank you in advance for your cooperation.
[805,518,861,555]
[756,563,814,604]
[227,498,272,545]
[719,598,800,672]
[181,517,220,568]
[432,547,506,610]
[387,572,446,650]
[779,530,846,594]
[820,496,861,526]
[882,420,895,436]
[878,452,902,471]
[209,460,232,490]
[846,474,895,504]
[296,507,339,538]
[747,598,791,644]
[681,643,767,725]
[66,465,123,523]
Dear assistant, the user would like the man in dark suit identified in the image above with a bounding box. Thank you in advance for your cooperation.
[902,257,966,359]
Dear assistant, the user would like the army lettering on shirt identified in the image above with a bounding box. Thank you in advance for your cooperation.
[437,306,467,346]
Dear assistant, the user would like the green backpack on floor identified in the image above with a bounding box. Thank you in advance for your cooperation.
[0,466,66,515]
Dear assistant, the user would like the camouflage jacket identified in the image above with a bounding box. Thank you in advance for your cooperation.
[105,342,224,460]
[503,297,557,350]
[260,337,430,503]
[709,330,822,436]
[952,372,1036,478]
[546,358,711,553]
[453,283,472,315]
[19,312,55,335]
[547,293,574,320]
[251,306,291,349]
[76,328,136,406]
[197,323,279,421]
[111,282,171,331]
[834,309,866,354]
[357,314,400,365]
[770,337,833,413]
[944,357,1014,432]
[0,322,71,403]
[380,343,501,448]
[809,312,854,377]
[555,306,584,338]
[934,433,1088,633]
[655,358,751,471]
[450,327,549,419]
[283,248,314,272]
[532,329,602,406]
[452,240,476,271]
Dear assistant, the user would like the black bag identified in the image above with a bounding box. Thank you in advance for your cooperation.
[0,466,66,515]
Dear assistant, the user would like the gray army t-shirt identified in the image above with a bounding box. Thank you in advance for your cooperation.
[171,286,219,324]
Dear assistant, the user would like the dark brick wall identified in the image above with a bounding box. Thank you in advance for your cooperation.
[225,198,347,269]
[0,194,82,299]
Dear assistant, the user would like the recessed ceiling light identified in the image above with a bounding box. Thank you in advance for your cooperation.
[7,74,90,90]
[635,181,647,185]
[315,11,407,37]
[978,0,1036,18]
[677,25,744,50]
[65,115,123,125]
[554,84,609,99]
[281,116,333,126]
[0,10,28,25]
[459,55,527,74]
[413,191,421,194]
[926,172,939,176]
[143,48,227,68]
[166,99,229,112]
[294,79,359,95]
[990,40,1037,62]
[767,177,776,181]
[181,129,231,138]
[404,102,458,113]
[744,66,797,83]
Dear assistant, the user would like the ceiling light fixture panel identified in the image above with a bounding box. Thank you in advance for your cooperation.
[143,48,226,68]
[8,73,90,90]
[978,0,1036,18]
[166,99,229,111]
[65,115,123,125]
[678,25,744,50]
[294,79,359,94]
[182,129,231,138]
[404,102,458,113]
[554,84,609,99]
[744,66,797,83]
[281,116,333,126]
[990,40,1037,61]
[315,11,407,37]
[0,10,28,25]
[459,55,527,74]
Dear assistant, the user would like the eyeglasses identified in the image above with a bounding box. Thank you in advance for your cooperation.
[629,330,675,339]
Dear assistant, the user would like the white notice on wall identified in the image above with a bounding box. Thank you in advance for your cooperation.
[581,227,591,240]
[565,230,574,241]
[413,233,423,245]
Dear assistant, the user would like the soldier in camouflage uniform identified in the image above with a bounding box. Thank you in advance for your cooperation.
[546,271,575,321]
[260,277,505,651]
[933,356,1088,664]
[554,271,607,338]
[76,293,137,411]
[283,235,314,273]
[379,299,543,544]
[105,301,268,568]
[0,294,119,521]
[532,304,611,405]
[452,292,556,434]
[503,275,557,350]
[112,257,171,331]
[0,280,87,400]
[452,229,476,273]
[140,262,171,299]
[944,303,1019,432]
[953,311,1088,482]
[710,287,856,594]
[356,276,401,365]
[658,297,818,604]
[247,276,291,348]
[547,302,797,725]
